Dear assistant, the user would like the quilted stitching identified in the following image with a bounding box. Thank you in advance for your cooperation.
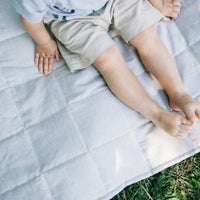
[0,0,200,200]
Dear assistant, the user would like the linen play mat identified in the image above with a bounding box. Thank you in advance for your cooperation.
[0,0,200,199]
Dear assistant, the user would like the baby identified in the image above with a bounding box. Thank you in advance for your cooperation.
[14,0,200,138]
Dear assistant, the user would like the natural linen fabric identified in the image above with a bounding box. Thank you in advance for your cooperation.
[0,0,200,200]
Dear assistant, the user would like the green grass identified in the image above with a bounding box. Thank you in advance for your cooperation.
[111,153,200,200]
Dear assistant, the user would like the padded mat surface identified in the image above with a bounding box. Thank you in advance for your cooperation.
[0,0,200,199]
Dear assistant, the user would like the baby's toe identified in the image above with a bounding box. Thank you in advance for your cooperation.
[176,125,191,138]
[162,16,170,22]
[173,6,180,14]
[176,131,187,139]
[180,116,193,126]
[172,0,181,8]
[195,109,200,119]
[180,124,192,133]
[184,108,197,124]
[171,9,180,20]
[176,133,187,139]
[171,0,181,20]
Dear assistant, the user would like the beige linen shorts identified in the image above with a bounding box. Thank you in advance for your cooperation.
[44,0,164,72]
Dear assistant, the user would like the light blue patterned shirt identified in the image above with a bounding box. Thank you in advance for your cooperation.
[13,0,109,22]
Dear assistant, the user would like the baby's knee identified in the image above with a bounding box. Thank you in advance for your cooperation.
[129,26,159,52]
[94,45,119,66]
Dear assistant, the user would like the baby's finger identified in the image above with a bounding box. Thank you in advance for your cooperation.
[43,57,49,76]
[48,57,54,73]
[35,53,39,66]
[56,49,60,61]
[38,56,44,73]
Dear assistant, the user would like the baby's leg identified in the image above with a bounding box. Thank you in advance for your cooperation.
[93,45,192,138]
[129,26,200,125]
[149,0,181,21]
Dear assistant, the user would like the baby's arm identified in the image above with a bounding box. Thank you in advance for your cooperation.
[20,15,60,75]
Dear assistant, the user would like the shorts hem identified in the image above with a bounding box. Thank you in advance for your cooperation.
[62,35,115,72]
[117,1,164,43]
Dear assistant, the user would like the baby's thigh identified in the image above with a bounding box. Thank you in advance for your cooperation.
[48,19,115,71]
[61,21,111,53]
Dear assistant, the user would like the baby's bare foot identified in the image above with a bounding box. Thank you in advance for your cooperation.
[151,109,193,138]
[149,0,181,21]
[169,92,200,124]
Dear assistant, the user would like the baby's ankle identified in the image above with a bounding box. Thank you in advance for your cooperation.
[143,104,164,122]
[168,89,188,100]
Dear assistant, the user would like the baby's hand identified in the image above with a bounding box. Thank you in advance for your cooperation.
[35,39,60,76]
